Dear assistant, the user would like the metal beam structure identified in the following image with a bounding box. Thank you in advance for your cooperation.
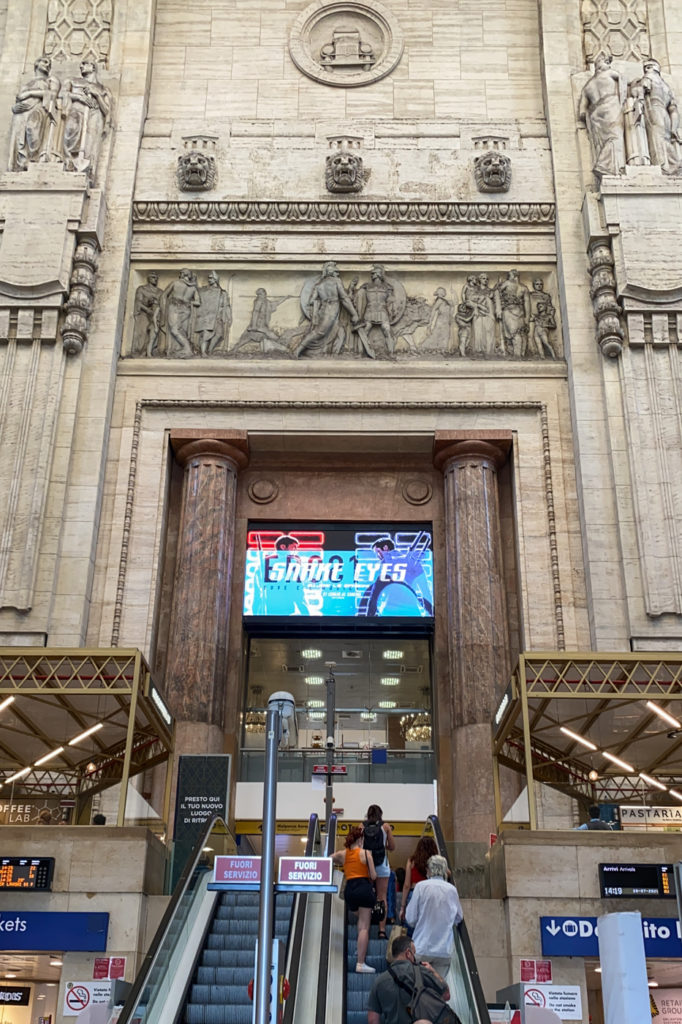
[0,648,174,825]
[492,652,682,828]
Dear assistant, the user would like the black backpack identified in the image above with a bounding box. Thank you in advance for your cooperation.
[387,964,461,1024]
[363,819,385,866]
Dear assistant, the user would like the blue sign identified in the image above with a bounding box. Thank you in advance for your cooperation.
[541,916,682,958]
[0,911,109,951]
[243,524,434,619]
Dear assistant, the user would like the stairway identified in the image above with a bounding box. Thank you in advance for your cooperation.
[183,891,294,1024]
[345,916,388,1024]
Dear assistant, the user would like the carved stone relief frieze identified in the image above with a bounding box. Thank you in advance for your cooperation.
[289,0,404,87]
[581,0,649,65]
[579,55,682,179]
[8,56,112,182]
[325,136,364,194]
[123,264,562,363]
[177,135,218,192]
[45,0,113,66]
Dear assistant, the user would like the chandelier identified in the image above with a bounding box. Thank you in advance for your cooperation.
[400,713,431,743]
[245,712,266,734]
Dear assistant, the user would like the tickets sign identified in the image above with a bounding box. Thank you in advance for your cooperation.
[278,857,333,886]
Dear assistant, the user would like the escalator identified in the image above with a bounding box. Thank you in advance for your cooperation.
[341,814,491,1024]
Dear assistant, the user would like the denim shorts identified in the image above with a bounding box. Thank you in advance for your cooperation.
[374,859,391,879]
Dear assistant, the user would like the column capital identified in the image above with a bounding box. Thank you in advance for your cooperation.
[170,430,249,471]
[433,430,512,473]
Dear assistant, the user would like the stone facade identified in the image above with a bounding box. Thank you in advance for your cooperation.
[1,0,682,1006]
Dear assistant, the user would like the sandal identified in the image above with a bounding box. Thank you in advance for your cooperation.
[377,930,388,939]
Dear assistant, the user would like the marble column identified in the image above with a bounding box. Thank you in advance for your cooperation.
[434,431,512,843]
[165,431,249,756]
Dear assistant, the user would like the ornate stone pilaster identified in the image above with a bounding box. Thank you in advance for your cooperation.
[434,431,512,842]
[164,432,249,740]
[588,238,625,359]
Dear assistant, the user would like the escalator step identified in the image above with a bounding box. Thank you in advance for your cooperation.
[206,935,260,951]
[196,967,253,986]
[184,1006,252,1024]
[201,950,256,968]
[189,984,251,1004]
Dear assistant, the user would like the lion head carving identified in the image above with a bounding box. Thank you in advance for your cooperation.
[177,150,217,191]
[474,151,512,193]
[325,151,364,193]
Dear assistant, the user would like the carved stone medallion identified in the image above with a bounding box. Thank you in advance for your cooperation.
[289,0,404,87]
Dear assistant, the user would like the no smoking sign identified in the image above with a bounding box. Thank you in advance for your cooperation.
[63,981,112,1016]
[65,986,90,1013]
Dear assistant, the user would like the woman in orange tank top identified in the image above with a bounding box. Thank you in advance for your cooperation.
[332,824,377,973]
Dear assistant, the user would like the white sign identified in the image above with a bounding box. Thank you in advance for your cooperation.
[620,805,682,830]
[63,981,112,1016]
[650,988,682,1024]
[523,985,582,1021]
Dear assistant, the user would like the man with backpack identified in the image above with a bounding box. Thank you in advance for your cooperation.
[367,935,458,1024]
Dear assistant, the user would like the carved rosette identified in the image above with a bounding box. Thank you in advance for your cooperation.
[588,239,625,358]
[61,239,99,355]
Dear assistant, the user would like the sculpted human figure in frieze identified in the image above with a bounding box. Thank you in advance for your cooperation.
[295,261,360,358]
[196,271,232,356]
[131,273,163,357]
[494,270,531,357]
[232,289,293,355]
[9,56,61,170]
[579,51,627,178]
[161,270,201,358]
[60,59,111,179]
[625,58,682,174]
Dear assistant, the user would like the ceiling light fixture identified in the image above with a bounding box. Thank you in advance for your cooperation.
[560,726,597,751]
[306,700,324,708]
[602,751,634,773]
[305,676,324,686]
[669,789,682,801]
[639,772,667,791]
[382,650,403,660]
[34,747,64,767]
[378,700,397,709]
[5,767,31,784]
[648,980,659,988]
[68,723,103,746]
[301,649,322,660]
[0,696,15,713]
[646,701,682,729]
[49,960,62,968]
[380,677,400,687]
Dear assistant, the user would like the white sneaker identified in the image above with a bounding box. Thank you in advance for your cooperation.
[356,963,376,974]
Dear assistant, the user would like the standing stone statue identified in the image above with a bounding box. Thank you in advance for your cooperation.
[60,60,111,178]
[9,56,61,171]
[579,52,627,178]
[494,270,531,357]
[455,301,475,357]
[195,271,232,355]
[355,265,397,357]
[295,262,359,358]
[625,59,682,174]
[161,269,201,358]
[475,273,498,355]
[531,301,557,360]
[421,288,453,353]
[232,289,293,355]
[131,273,163,357]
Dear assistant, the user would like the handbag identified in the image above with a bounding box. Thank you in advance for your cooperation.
[386,924,407,963]
[370,898,386,925]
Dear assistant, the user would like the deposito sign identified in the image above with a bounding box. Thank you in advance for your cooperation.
[541,916,682,957]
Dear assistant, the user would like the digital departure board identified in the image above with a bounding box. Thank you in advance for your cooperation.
[0,857,54,891]
[599,862,676,899]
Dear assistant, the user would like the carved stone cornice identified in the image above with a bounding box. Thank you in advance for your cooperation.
[132,199,556,228]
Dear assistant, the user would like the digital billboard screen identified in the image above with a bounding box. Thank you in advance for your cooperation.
[243,524,433,619]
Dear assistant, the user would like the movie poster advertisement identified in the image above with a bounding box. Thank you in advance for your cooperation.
[243,524,434,619]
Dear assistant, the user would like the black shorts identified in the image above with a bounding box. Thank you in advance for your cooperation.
[344,877,375,912]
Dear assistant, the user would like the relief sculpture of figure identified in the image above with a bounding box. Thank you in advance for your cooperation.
[455,301,475,357]
[295,261,359,358]
[579,51,627,178]
[494,270,531,358]
[131,273,163,357]
[421,288,453,354]
[355,265,398,357]
[161,269,201,358]
[625,58,682,174]
[60,60,111,178]
[475,273,499,355]
[9,56,60,171]
[195,271,232,356]
[531,301,557,360]
[528,279,556,357]
[232,289,293,355]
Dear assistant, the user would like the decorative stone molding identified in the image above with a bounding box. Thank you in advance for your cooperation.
[587,238,625,358]
[581,0,649,65]
[177,135,218,192]
[132,200,556,226]
[325,136,364,194]
[44,0,113,66]
[61,238,99,354]
[288,0,403,87]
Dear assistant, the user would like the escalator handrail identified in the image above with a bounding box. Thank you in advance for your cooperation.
[427,814,491,1024]
[316,813,338,1024]
[283,813,321,1024]
[117,814,229,1024]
